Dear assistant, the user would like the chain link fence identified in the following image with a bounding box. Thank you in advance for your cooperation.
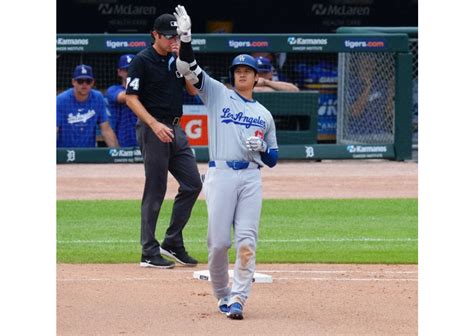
[337,52,396,145]
[335,28,418,147]
[410,38,418,145]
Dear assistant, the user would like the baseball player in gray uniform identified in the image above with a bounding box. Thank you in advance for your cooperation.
[173,5,278,320]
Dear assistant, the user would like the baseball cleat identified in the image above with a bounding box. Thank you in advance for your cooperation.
[140,254,175,269]
[217,296,230,314]
[227,302,244,320]
[160,244,198,266]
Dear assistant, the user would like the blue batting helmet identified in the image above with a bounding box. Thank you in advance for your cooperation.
[229,54,258,86]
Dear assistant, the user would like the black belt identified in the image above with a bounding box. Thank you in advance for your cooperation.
[156,117,181,125]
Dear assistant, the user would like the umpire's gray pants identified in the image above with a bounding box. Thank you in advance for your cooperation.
[137,121,202,257]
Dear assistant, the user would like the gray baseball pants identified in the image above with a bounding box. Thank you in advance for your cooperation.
[204,165,262,306]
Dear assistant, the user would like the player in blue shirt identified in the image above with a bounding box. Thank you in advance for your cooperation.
[57,64,119,148]
[253,56,300,92]
[105,54,139,147]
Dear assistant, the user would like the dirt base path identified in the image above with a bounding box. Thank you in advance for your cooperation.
[57,160,417,200]
[57,263,417,335]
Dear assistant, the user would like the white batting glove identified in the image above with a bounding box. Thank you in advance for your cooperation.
[174,5,192,43]
[245,136,268,152]
[176,58,200,84]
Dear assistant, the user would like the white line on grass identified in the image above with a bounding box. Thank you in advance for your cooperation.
[57,238,417,244]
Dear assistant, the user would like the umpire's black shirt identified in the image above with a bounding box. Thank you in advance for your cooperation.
[126,46,185,118]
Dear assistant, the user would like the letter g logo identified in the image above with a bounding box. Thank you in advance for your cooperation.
[185,119,202,139]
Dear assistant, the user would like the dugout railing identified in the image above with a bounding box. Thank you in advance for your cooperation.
[56,33,412,163]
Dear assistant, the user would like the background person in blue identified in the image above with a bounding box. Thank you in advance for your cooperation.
[57,64,119,148]
[253,56,299,92]
[105,54,138,147]
[347,54,395,137]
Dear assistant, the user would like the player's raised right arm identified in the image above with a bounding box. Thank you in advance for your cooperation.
[174,5,203,88]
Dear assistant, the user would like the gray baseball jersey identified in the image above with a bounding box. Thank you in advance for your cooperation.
[199,72,278,166]
[199,71,278,306]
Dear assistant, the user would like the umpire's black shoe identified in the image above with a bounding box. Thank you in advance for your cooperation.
[140,254,175,269]
[160,244,198,266]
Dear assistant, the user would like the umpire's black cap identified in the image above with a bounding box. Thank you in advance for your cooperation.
[153,14,178,35]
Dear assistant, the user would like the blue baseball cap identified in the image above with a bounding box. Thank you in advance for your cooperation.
[72,64,94,80]
[118,54,135,69]
[256,57,272,73]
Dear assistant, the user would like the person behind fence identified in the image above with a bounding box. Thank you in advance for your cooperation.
[105,54,138,147]
[57,64,119,148]
[125,12,202,269]
[253,56,299,92]
[347,54,394,136]
[251,52,282,80]
[173,5,279,320]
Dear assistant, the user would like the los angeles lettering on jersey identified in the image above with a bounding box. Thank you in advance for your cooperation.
[67,110,96,124]
[220,108,266,129]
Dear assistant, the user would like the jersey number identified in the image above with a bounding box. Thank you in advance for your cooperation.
[127,77,140,91]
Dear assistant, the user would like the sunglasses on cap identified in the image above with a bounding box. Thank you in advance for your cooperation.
[76,78,93,85]
[161,33,178,40]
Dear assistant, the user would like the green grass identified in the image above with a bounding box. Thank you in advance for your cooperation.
[57,199,418,264]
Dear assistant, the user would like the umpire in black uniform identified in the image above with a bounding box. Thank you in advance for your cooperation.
[126,13,202,269]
